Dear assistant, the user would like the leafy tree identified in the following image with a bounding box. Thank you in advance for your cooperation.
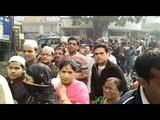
[71,16,143,39]
[149,29,160,40]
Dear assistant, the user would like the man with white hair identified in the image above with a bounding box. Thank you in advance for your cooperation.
[23,39,39,68]
[5,56,28,104]
[41,46,58,78]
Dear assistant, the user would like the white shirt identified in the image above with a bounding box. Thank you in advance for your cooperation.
[51,78,61,89]
[98,65,105,76]
[0,75,14,104]
[85,54,95,93]
[136,46,142,55]
[140,86,150,104]
[108,54,117,64]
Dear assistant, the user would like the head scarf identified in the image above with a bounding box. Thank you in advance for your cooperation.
[26,63,52,85]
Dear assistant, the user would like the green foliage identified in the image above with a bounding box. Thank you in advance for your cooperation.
[71,16,143,39]
[149,30,160,40]
[71,16,143,26]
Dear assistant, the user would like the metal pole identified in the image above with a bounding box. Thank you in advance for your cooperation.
[8,16,14,59]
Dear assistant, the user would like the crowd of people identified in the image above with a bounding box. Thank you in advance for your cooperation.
[0,36,160,104]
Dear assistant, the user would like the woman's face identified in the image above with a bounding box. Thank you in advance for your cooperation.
[59,64,76,86]
[103,80,121,100]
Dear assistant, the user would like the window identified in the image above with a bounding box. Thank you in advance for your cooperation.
[72,30,77,36]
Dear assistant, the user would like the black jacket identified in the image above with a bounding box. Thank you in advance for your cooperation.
[90,60,128,100]
[112,86,142,104]
[6,76,28,104]
[48,63,58,78]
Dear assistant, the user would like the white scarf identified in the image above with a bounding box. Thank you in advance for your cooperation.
[0,75,14,104]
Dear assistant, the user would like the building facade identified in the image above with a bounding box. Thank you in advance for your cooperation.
[60,17,94,39]
[59,16,149,39]
[21,16,60,39]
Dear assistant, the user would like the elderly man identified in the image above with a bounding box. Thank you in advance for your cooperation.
[41,46,58,78]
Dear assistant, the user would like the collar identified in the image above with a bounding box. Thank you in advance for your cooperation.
[94,59,112,70]
[140,86,150,104]
[6,76,25,83]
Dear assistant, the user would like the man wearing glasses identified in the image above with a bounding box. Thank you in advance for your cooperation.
[41,46,58,78]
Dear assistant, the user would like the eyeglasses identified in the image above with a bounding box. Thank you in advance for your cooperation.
[102,86,117,92]
[41,54,52,57]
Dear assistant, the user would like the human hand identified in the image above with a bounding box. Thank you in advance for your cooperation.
[58,82,67,98]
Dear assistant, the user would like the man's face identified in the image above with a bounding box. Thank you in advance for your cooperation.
[7,62,25,81]
[84,46,90,54]
[94,48,109,65]
[139,69,160,104]
[68,40,79,53]
[41,49,54,64]
[23,45,38,62]
[60,43,67,51]
[54,49,64,62]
